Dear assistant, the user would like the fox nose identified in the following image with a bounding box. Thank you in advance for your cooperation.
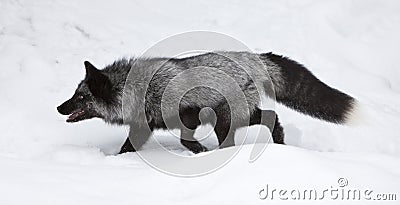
[57,105,62,114]
[57,104,68,115]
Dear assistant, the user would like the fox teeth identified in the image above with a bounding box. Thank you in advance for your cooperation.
[67,110,85,121]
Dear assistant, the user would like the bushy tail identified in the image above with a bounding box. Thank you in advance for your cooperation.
[261,52,357,124]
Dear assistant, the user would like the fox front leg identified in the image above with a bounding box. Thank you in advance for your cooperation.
[118,125,152,154]
[180,128,208,154]
[119,137,135,154]
[178,108,208,154]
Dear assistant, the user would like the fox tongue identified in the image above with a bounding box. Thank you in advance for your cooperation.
[67,110,85,122]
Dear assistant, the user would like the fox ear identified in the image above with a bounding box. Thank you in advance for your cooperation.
[84,61,112,102]
[84,61,99,77]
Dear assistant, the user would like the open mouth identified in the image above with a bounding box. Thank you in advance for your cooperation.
[66,109,86,122]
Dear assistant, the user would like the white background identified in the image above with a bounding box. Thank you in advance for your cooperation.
[0,0,399,204]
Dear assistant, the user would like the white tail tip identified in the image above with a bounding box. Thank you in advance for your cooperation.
[345,100,368,126]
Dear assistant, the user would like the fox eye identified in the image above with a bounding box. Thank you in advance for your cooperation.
[77,95,84,100]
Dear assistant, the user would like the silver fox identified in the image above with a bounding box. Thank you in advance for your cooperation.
[57,51,358,154]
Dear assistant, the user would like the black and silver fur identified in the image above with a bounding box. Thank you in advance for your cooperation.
[57,51,357,154]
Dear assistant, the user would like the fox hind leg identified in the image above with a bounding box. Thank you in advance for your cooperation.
[250,108,285,144]
[271,113,284,144]
[214,122,236,149]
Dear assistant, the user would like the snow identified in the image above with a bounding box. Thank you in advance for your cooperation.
[0,0,399,204]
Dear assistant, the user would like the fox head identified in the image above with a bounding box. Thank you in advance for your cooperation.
[57,61,123,124]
